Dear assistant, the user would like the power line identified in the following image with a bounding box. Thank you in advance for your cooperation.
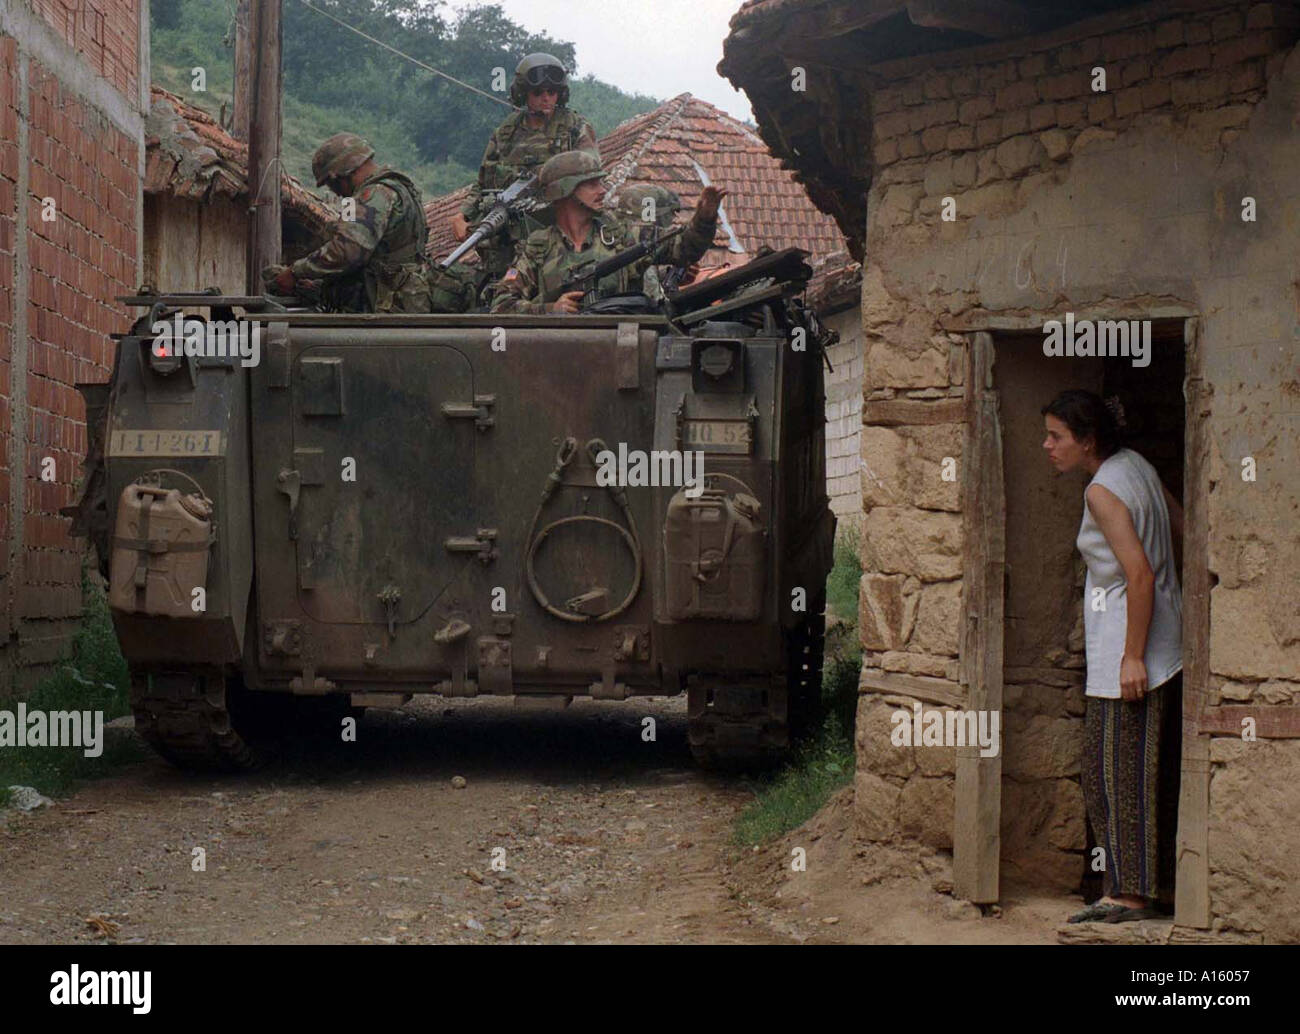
[293,0,517,110]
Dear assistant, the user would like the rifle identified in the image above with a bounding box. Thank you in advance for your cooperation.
[558,224,685,309]
[442,173,538,268]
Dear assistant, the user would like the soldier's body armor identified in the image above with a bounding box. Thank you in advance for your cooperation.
[473,108,596,278]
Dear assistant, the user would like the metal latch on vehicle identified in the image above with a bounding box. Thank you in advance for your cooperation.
[444,527,498,565]
[441,394,496,430]
[276,468,301,539]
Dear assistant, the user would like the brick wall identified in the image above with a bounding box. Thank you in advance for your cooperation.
[823,306,864,532]
[31,0,138,100]
[0,0,143,692]
[22,57,135,638]
[1,35,16,638]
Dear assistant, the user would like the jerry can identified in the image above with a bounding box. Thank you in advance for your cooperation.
[109,483,214,617]
[664,487,765,620]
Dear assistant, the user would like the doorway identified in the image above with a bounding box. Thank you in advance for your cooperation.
[954,318,1191,903]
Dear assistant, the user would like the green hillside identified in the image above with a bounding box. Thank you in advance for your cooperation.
[150,0,662,199]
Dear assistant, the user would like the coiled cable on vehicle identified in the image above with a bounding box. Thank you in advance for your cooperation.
[524,436,643,623]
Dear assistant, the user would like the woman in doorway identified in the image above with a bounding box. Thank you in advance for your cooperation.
[1042,390,1185,924]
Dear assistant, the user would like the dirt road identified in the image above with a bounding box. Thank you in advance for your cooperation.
[0,696,1068,944]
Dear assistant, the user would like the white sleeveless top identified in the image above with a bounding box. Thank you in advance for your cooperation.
[1076,448,1183,699]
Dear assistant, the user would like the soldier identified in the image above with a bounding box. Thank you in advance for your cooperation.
[490,151,725,315]
[450,54,597,280]
[613,183,700,293]
[263,133,428,313]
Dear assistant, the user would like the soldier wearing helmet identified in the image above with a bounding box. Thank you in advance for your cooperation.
[263,132,429,312]
[450,53,598,280]
[489,151,725,314]
[612,184,701,294]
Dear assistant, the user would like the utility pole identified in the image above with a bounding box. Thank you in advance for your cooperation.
[245,0,283,293]
[232,0,251,142]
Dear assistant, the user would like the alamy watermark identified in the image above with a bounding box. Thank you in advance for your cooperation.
[595,443,705,498]
[50,966,151,1014]
[0,704,103,758]
[890,702,1001,758]
[151,313,261,368]
[1042,312,1151,368]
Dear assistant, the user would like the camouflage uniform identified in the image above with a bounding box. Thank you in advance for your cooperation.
[489,210,716,315]
[461,54,597,281]
[613,184,687,297]
[292,167,429,313]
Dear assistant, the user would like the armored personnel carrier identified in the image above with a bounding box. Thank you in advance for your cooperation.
[68,250,836,770]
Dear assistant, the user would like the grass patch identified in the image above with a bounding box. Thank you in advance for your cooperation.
[731,524,864,847]
[0,571,145,801]
[825,524,862,625]
[732,712,854,848]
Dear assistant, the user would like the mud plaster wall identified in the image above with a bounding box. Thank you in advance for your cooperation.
[851,2,1300,939]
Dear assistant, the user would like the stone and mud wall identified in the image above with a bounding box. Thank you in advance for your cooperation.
[850,1,1300,940]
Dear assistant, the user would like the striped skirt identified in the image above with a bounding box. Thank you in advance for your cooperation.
[1081,673,1183,902]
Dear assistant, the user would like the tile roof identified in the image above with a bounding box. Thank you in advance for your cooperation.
[145,86,332,237]
[424,93,845,270]
[424,185,476,265]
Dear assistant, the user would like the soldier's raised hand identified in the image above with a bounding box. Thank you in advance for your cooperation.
[451,212,470,242]
[696,186,728,222]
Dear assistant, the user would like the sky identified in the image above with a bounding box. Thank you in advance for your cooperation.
[478,0,755,122]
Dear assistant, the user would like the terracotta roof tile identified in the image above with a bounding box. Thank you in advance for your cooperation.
[145,86,332,237]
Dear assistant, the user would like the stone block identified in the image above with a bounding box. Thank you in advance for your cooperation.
[1208,740,1300,942]
[959,95,995,123]
[946,125,976,152]
[1028,102,1056,131]
[995,80,1040,111]
[1153,20,1184,48]
[1003,713,1083,781]
[1114,86,1144,118]
[862,507,963,581]
[859,569,920,651]
[1040,128,1071,161]
[921,125,950,152]
[856,694,917,778]
[1001,108,1029,136]
[913,579,962,655]
[898,776,954,849]
[995,134,1047,177]
[855,769,902,841]
[881,651,951,678]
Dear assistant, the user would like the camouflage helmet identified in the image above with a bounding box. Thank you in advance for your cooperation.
[613,184,681,231]
[312,132,375,187]
[539,150,605,203]
[511,52,570,107]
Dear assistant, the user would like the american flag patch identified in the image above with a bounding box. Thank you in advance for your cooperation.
[503,268,519,281]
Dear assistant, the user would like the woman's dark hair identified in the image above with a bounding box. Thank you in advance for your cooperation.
[1041,389,1122,458]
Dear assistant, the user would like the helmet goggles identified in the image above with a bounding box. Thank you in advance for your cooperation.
[524,64,567,87]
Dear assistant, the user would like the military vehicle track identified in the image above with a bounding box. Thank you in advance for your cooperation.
[131,669,259,772]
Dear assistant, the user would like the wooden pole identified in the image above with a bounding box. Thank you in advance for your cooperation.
[245,0,283,293]
[232,0,251,142]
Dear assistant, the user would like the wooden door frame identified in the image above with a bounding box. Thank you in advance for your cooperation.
[952,317,1211,919]
[954,331,1004,903]
[1175,316,1211,928]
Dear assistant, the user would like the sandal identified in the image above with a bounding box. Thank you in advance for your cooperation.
[1105,906,1161,923]
[1067,902,1128,923]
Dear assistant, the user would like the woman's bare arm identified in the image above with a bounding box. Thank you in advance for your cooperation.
[1086,483,1154,700]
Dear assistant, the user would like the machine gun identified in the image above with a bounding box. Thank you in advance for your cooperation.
[558,225,685,310]
[441,173,539,268]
